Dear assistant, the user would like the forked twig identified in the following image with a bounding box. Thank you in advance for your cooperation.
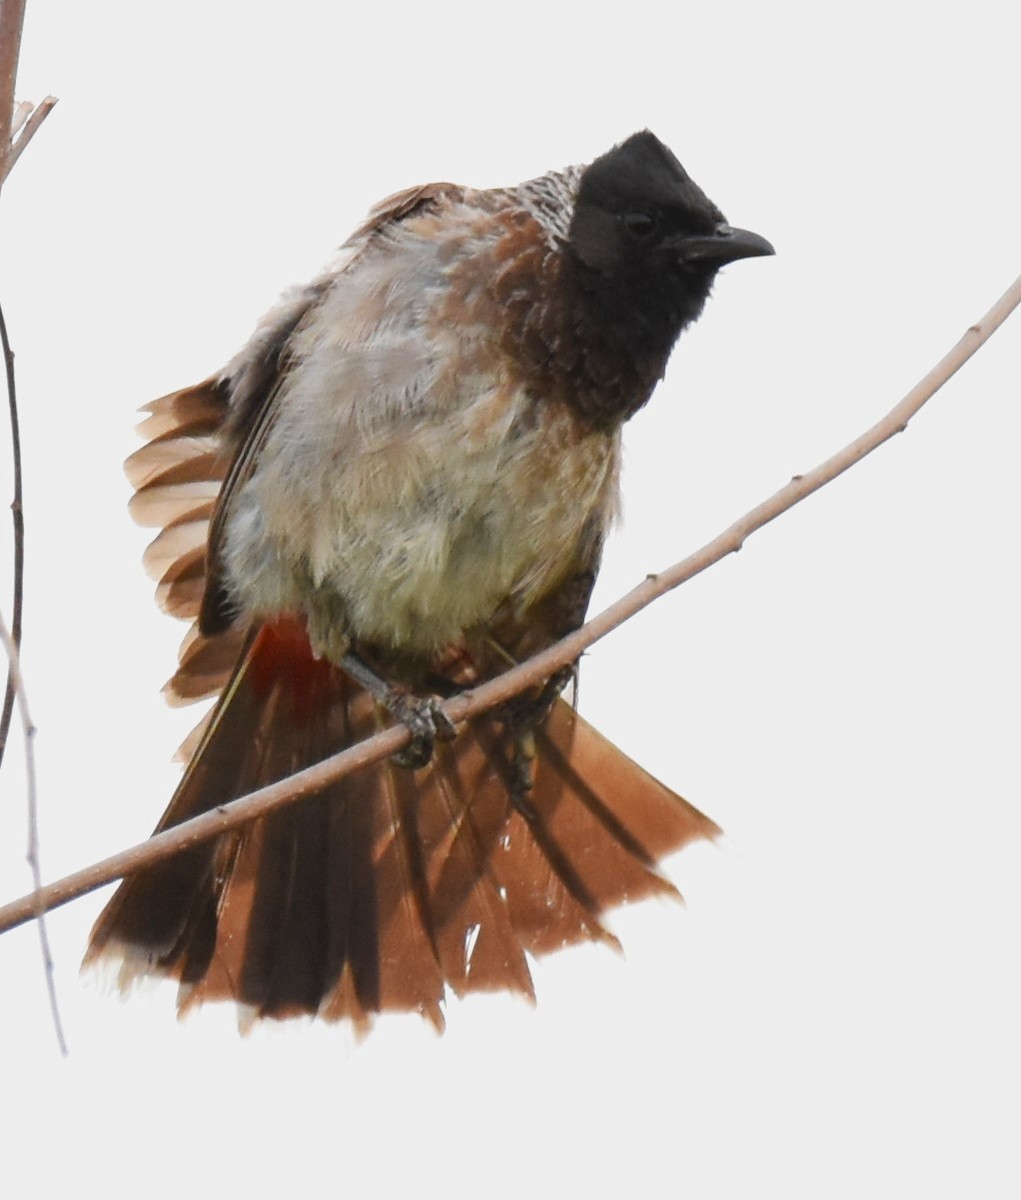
[0,0,65,1052]
[0,0,26,186]
[1,93,56,184]
[0,271,1017,937]
[0,1,57,190]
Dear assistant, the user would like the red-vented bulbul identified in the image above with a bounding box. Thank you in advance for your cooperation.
[84,131,773,1032]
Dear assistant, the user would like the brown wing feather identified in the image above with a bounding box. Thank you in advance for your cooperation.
[164,625,249,707]
[351,181,464,241]
[135,383,231,442]
[198,182,467,638]
[155,549,207,623]
[197,379,285,635]
[126,379,244,727]
[128,185,474,748]
[142,517,211,584]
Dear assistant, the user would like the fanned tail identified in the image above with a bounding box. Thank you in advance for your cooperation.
[84,617,718,1033]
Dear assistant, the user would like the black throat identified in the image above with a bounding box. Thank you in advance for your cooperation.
[555,252,715,426]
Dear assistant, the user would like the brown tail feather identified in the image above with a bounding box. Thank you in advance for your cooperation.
[85,618,717,1032]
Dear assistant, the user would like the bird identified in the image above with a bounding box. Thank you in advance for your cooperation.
[84,130,773,1033]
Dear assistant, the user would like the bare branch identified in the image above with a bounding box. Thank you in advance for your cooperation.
[0,271,1018,937]
[0,611,67,1052]
[0,300,24,773]
[0,2,58,190]
[0,0,26,187]
[0,0,68,1054]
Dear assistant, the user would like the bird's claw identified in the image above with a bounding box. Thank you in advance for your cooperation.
[390,695,456,770]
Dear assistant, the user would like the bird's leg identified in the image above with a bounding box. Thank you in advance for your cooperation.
[340,653,457,769]
[500,663,576,730]
[500,665,577,809]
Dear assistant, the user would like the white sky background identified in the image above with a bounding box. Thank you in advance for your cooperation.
[2,2,1019,1195]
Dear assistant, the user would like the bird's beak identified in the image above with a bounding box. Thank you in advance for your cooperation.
[676,223,775,266]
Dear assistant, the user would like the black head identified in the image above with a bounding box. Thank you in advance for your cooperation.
[568,131,773,336]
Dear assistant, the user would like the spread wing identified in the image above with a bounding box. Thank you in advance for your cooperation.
[125,183,465,755]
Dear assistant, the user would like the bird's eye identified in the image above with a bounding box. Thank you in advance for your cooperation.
[621,209,659,238]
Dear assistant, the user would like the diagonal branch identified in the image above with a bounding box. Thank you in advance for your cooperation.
[0,271,1018,937]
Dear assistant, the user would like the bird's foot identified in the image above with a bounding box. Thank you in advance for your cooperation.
[498,665,576,731]
[340,652,455,769]
[389,694,457,769]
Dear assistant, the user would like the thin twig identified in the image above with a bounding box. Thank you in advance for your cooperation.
[0,300,24,773]
[0,271,1018,937]
[1,94,57,185]
[0,612,68,1053]
[0,0,67,1053]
